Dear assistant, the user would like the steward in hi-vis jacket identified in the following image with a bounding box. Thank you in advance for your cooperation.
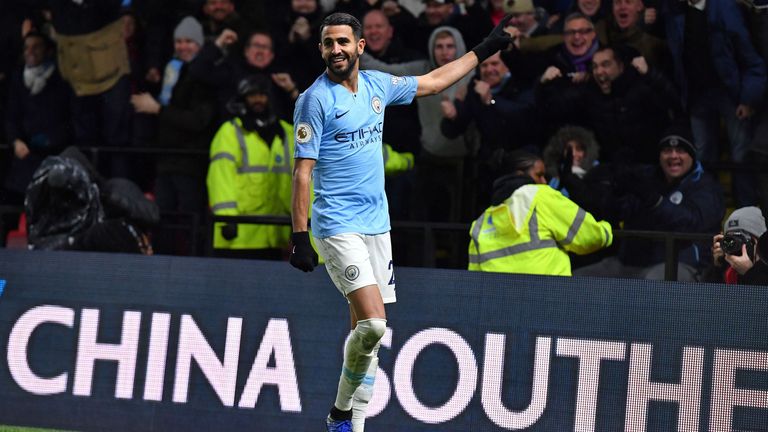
[207,76,293,259]
[208,76,416,259]
[468,159,612,275]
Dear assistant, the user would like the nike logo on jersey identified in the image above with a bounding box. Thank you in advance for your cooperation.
[335,110,350,119]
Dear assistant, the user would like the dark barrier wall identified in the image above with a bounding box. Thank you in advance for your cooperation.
[0,249,766,431]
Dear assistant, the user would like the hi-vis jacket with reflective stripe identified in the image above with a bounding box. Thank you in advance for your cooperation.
[468,184,613,275]
[207,118,293,249]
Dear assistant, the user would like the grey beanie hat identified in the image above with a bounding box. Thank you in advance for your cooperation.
[174,16,204,47]
[724,206,767,237]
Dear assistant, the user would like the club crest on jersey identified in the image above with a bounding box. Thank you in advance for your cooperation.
[371,96,382,114]
[296,122,312,144]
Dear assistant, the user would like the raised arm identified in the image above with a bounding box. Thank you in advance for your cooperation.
[416,52,480,97]
[416,15,514,97]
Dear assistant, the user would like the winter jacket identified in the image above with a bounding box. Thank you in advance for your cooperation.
[615,162,725,268]
[188,42,295,122]
[664,0,767,107]
[4,63,72,193]
[581,66,682,164]
[207,118,294,250]
[441,74,539,159]
[154,62,217,177]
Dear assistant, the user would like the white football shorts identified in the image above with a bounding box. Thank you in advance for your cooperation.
[315,232,396,304]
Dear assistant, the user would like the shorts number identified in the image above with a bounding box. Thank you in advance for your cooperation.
[388,260,395,285]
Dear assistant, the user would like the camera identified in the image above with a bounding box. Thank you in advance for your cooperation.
[721,231,755,260]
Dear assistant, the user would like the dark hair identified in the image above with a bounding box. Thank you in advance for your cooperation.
[759,230,768,264]
[23,31,55,52]
[542,125,599,178]
[501,150,542,176]
[595,44,634,66]
[320,12,363,41]
[244,30,273,49]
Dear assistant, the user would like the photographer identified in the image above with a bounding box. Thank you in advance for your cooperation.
[711,206,767,284]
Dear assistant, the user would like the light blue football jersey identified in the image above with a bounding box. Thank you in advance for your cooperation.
[293,70,417,238]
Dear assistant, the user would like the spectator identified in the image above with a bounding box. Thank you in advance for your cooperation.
[360,26,474,221]
[584,46,680,163]
[442,51,538,157]
[536,13,598,132]
[48,0,132,178]
[568,0,608,27]
[500,0,561,87]
[468,150,613,275]
[709,206,767,284]
[574,125,725,281]
[664,0,766,207]
[362,9,423,156]
[413,0,492,59]
[329,0,376,18]
[130,16,217,254]
[739,0,768,216]
[380,0,420,39]
[488,0,508,25]
[274,0,326,92]
[542,125,600,192]
[505,0,549,37]
[207,75,294,260]
[596,0,668,71]
[441,51,539,211]
[749,231,768,284]
[4,32,72,205]
[189,28,299,122]
[361,9,424,221]
[199,0,250,42]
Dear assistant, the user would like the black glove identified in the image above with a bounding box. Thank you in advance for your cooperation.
[558,146,575,183]
[619,168,663,208]
[289,231,318,272]
[221,222,238,240]
[471,14,515,63]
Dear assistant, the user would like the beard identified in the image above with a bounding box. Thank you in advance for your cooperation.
[326,50,359,80]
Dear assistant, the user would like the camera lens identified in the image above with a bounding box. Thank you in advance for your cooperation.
[721,234,744,256]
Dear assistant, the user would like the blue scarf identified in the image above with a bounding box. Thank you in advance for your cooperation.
[158,58,184,106]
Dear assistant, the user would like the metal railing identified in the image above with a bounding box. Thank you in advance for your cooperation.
[2,203,715,281]
[0,143,744,280]
[209,214,714,281]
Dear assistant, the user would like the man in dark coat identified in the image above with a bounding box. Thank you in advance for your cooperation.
[582,45,681,163]
[573,125,725,281]
[4,32,72,203]
[130,16,216,234]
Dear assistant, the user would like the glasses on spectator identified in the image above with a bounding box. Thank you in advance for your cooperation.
[563,28,594,37]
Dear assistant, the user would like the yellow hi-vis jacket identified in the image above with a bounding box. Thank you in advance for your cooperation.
[468,184,612,276]
[207,118,293,250]
[383,144,414,174]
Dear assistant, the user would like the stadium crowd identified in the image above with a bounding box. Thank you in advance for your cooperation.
[0,0,767,283]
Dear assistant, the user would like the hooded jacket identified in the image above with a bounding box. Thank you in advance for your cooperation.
[360,26,472,157]
[468,175,613,275]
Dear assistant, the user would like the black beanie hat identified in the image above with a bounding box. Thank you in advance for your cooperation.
[658,123,697,160]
